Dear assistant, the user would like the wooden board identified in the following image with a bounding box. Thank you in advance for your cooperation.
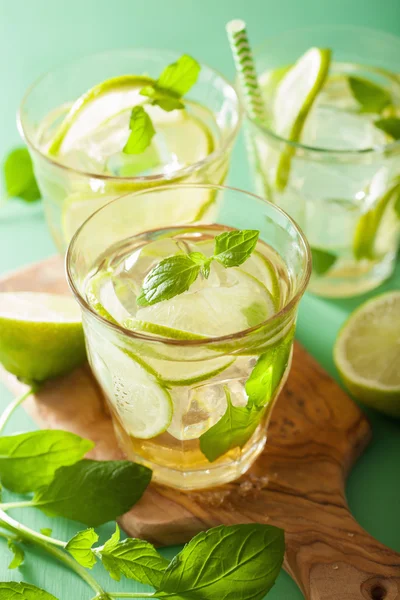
[1,256,400,600]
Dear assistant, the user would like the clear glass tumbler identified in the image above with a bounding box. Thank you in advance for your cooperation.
[19,49,241,252]
[244,26,400,297]
[67,184,310,490]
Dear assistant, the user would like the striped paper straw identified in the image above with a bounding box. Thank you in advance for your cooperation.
[226,19,267,123]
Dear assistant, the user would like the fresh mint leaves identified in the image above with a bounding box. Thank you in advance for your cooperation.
[0,430,94,493]
[7,539,25,569]
[3,147,41,203]
[0,582,57,599]
[137,229,260,306]
[374,116,400,140]
[310,247,337,276]
[32,459,151,526]
[348,76,391,114]
[200,388,261,462]
[156,524,285,600]
[140,54,200,112]
[200,335,293,462]
[214,229,260,267]
[124,54,200,154]
[66,528,99,568]
[123,106,156,155]
[100,537,169,586]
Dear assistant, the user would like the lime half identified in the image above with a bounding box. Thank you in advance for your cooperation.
[272,47,331,190]
[0,292,86,382]
[334,291,400,418]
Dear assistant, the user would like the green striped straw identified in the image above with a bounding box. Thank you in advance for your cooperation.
[226,19,267,123]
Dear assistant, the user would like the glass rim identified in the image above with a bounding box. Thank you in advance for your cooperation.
[245,24,400,157]
[66,182,312,347]
[18,47,243,183]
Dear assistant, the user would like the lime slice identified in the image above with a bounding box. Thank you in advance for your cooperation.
[48,75,153,155]
[135,268,276,338]
[334,291,400,419]
[95,344,173,438]
[239,251,281,308]
[0,292,86,382]
[353,179,400,260]
[272,47,331,190]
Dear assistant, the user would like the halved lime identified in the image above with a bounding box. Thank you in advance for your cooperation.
[0,292,86,382]
[334,291,400,418]
[353,179,400,261]
[97,344,173,438]
[272,47,331,190]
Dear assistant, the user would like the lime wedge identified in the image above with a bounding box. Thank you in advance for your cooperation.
[0,292,86,382]
[95,344,173,438]
[353,179,400,260]
[272,47,331,190]
[334,291,400,418]
[48,75,153,155]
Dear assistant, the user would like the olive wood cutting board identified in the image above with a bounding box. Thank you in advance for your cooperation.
[1,256,399,600]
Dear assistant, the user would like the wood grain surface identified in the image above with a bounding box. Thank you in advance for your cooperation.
[1,256,399,600]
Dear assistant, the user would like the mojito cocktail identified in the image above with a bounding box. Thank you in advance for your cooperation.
[19,50,240,251]
[244,26,400,297]
[67,184,310,490]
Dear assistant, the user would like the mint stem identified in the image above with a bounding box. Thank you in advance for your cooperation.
[0,500,36,510]
[108,594,155,598]
[0,508,66,547]
[0,510,105,596]
[0,387,33,434]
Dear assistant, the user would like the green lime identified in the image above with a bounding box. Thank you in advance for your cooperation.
[0,292,86,383]
[272,47,331,190]
[334,291,400,418]
[353,179,400,261]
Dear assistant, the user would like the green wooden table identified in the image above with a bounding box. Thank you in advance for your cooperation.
[0,1,399,598]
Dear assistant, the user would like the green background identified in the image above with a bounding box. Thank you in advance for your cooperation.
[0,0,400,598]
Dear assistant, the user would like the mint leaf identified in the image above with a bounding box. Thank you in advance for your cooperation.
[139,86,184,112]
[140,55,200,112]
[137,255,200,306]
[311,247,337,276]
[66,528,98,568]
[40,528,52,537]
[123,106,156,155]
[3,147,41,202]
[157,523,284,600]
[348,76,391,114]
[214,230,260,267]
[102,524,121,553]
[246,339,292,408]
[32,459,151,526]
[0,430,94,493]
[374,117,400,140]
[0,582,58,599]
[188,251,211,278]
[100,538,169,585]
[157,55,201,97]
[199,388,261,462]
[7,540,25,569]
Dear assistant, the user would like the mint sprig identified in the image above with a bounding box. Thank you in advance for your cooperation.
[124,54,200,155]
[137,229,260,307]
